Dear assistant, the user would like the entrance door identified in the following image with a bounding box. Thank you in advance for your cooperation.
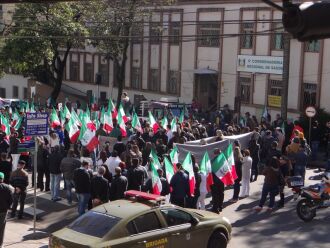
[194,74,218,111]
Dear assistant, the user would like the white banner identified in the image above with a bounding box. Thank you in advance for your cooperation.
[237,55,283,75]
[11,154,21,171]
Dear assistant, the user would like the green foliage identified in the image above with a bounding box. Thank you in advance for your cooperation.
[0,3,89,100]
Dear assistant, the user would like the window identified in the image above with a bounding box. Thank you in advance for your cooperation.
[238,77,251,104]
[268,79,283,96]
[271,22,284,50]
[86,90,93,103]
[149,68,160,92]
[160,209,193,227]
[127,212,162,235]
[305,40,320,52]
[68,211,121,238]
[150,22,161,44]
[0,88,6,98]
[131,67,141,89]
[168,70,179,95]
[302,83,317,109]
[13,86,19,98]
[241,23,254,49]
[23,87,28,100]
[84,62,93,83]
[197,22,220,47]
[131,24,143,44]
[169,22,181,45]
[100,91,107,101]
[99,63,109,86]
[70,60,79,81]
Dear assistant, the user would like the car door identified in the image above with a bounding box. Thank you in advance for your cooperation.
[160,208,206,248]
[123,211,171,248]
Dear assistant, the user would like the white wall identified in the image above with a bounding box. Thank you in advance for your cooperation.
[0,74,28,99]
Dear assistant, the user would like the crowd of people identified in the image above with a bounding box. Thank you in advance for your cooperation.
[1,98,330,247]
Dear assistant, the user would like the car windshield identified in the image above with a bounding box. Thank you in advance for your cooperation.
[68,211,121,238]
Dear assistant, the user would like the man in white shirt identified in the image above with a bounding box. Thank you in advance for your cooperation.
[105,150,122,175]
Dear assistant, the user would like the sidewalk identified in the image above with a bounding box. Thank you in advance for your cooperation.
[4,219,48,248]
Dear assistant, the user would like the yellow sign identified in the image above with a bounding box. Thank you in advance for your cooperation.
[268,95,281,108]
[145,237,168,248]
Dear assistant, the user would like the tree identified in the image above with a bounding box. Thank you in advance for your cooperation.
[0,3,88,102]
[83,0,175,109]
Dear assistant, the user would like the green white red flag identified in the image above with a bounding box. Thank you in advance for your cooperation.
[66,117,80,143]
[101,107,113,133]
[108,99,117,118]
[211,152,235,186]
[64,105,71,119]
[169,146,178,170]
[179,110,184,124]
[118,104,128,123]
[132,112,142,133]
[150,160,162,195]
[182,152,195,197]
[79,118,99,152]
[50,108,61,128]
[170,118,177,133]
[223,144,238,181]
[148,111,159,134]
[149,148,161,169]
[117,110,127,137]
[161,116,168,129]
[164,157,176,184]
[200,152,214,192]
[71,108,81,126]
[0,114,11,136]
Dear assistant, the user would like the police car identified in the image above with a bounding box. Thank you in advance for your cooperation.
[49,191,231,248]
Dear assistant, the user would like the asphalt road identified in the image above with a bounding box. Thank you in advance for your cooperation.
[5,167,330,248]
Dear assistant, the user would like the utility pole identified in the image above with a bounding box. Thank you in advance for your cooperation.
[281,0,291,121]
[281,32,290,121]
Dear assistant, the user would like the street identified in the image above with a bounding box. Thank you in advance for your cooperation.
[3,167,330,248]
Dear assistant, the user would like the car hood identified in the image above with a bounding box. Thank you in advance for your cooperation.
[50,228,102,248]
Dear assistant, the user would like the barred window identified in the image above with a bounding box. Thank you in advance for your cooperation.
[99,63,109,86]
[131,24,143,44]
[70,60,79,81]
[131,67,141,89]
[0,88,6,98]
[241,23,254,49]
[197,22,220,47]
[13,86,19,98]
[149,69,160,92]
[84,62,93,83]
[268,79,283,96]
[150,22,161,44]
[239,77,251,104]
[271,22,284,50]
[23,87,28,100]
[302,83,317,109]
[168,70,179,95]
[169,22,181,45]
[305,40,320,52]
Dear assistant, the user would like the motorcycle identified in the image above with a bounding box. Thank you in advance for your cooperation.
[288,173,330,222]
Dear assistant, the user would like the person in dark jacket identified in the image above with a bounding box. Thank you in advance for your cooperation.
[0,153,12,184]
[230,147,243,202]
[9,132,20,154]
[110,167,128,201]
[91,166,109,206]
[0,172,13,247]
[249,139,260,182]
[254,157,284,212]
[170,163,189,207]
[113,135,126,157]
[10,160,28,219]
[73,161,93,216]
[266,141,281,165]
[0,134,9,154]
[37,143,50,191]
[48,145,63,201]
[310,121,321,161]
[211,148,225,213]
[127,158,145,191]
[60,149,81,205]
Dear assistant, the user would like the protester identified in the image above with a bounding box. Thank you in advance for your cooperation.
[211,148,225,213]
[73,161,93,216]
[49,145,63,201]
[0,153,12,185]
[240,149,252,198]
[0,172,13,248]
[230,146,243,202]
[170,163,189,207]
[37,141,50,192]
[10,160,28,219]
[91,166,109,207]
[127,158,145,191]
[110,167,128,201]
[60,149,81,205]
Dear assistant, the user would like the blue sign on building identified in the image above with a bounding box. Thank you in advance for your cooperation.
[25,112,49,136]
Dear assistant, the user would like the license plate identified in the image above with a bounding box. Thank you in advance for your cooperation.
[291,181,304,187]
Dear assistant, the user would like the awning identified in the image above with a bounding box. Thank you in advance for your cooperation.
[61,83,87,97]
[193,68,218,75]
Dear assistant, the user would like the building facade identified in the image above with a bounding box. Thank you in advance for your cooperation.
[1,1,329,120]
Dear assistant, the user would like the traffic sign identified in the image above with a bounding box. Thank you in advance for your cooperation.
[305,106,316,118]
[25,112,49,136]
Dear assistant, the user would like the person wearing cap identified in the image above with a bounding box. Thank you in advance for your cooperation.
[9,160,28,219]
[0,172,13,248]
